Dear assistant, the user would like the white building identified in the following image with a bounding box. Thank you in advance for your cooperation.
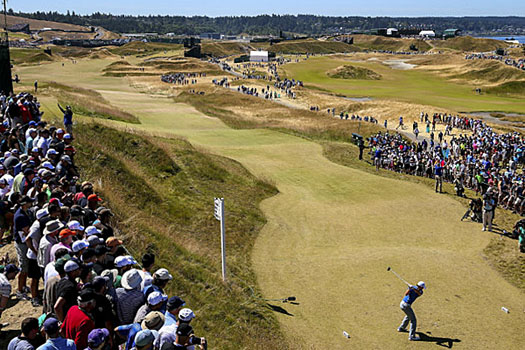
[250,50,268,62]
[419,30,436,38]
[386,28,398,36]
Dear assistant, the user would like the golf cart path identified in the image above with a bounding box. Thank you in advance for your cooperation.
[18,60,525,350]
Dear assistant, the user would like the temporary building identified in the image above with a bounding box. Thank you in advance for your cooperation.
[443,29,462,39]
[386,28,399,36]
[419,30,436,38]
[250,50,268,62]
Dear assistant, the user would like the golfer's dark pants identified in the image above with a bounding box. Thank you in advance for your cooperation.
[399,301,417,338]
[359,149,363,160]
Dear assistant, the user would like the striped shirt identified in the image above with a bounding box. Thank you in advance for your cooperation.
[0,272,12,298]
[116,287,145,325]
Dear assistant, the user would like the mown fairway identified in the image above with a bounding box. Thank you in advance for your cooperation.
[281,55,525,114]
[16,60,525,349]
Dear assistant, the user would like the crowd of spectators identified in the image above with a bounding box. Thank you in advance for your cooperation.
[273,79,302,99]
[161,73,205,86]
[465,53,525,70]
[367,111,525,251]
[0,91,207,350]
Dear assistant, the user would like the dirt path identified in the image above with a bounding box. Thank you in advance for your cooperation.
[15,60,525,349]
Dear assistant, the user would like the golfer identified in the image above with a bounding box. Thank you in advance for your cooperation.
[398,281,426,341]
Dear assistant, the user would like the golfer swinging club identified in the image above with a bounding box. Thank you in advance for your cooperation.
[398,281,426,341]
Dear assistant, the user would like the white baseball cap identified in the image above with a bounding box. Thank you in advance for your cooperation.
[72,240,89,253]
[41,161,55,170]
[36,208,49,220]
[68,220,85,231]
[153,268,173,281]
[85,226,101,236]
[115,255,137,268]
[178,308,195,322]
[64,260,80,273]
[417,281,426,289]
[147,291,168,306]
[87,235,102,246]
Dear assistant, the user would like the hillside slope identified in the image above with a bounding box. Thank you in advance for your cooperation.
[6,15,120,40]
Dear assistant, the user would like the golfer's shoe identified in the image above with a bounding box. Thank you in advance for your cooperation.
[409,336,421,341]
[397,327,407,332]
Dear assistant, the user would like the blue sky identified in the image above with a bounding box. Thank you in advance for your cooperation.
[9,0,525,17]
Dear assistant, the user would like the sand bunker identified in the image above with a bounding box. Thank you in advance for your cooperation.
[383,59,416,70]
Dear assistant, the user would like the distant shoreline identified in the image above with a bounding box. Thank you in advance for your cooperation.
[479,36,525,44]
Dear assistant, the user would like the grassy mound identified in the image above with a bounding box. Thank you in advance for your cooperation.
[432,36,507,52]
[327,65,381,80]
[449,60,525,84]
[142,58,223,74]
[263,39,357,54]
[201,42,253,57]
[108,42,182,56]
[40,82,140,123]
[485,80,525,97]
[74,122,282,349]
[10,48,54,65]
[353,35,432,52]
[174,86,383,140]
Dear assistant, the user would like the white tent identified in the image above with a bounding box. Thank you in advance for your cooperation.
[419,30,436,38]
[250,50,268,62]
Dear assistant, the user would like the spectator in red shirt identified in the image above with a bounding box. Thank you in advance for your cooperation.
[18,98,33,125]
[61,288,96,350]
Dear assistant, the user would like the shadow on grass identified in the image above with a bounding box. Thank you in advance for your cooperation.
[267,303,295,316]
[416,332,461,348]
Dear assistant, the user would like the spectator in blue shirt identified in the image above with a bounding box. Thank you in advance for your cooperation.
[36,318,76,350]
[57,104,73,135]
[8,317,41,350]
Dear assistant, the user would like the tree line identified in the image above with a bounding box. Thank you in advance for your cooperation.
[9,10,525,36]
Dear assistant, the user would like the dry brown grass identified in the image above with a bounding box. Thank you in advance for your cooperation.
[40,81,140,123]
[173,84,384,140]
[6,14,88,31]
[352,34,432,52]
[431,36,509,52]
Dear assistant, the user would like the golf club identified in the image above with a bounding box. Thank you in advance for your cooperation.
[387,267,411,287]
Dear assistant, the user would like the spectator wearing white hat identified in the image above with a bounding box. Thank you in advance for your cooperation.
[45,148,59,164]
[37,219,63,270]
[156,307,194,349]
[54,260,81,321]
[25,128,38,154]
[116,269,145,325]
[67,220,84,240]
[115,255,137,282]
[144,268,172,312]
[164,322,206,350]
[71,240,88,258]
[87,235,102,248]
[134,291,168,324]
[85,225,101,237]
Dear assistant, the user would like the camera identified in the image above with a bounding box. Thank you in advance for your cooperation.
[190,336,207,349]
